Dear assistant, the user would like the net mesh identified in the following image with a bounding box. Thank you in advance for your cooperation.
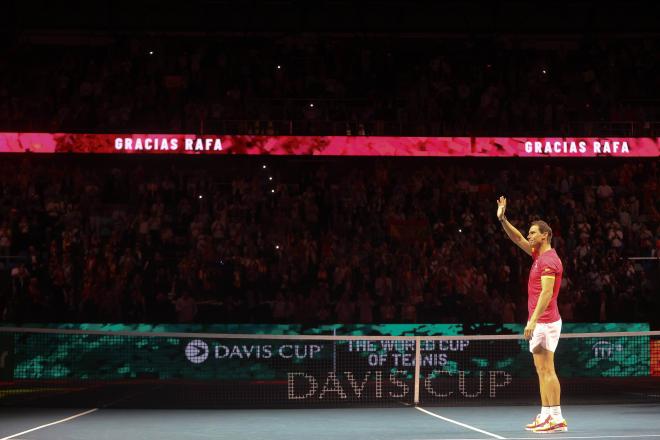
[1,328,659,408]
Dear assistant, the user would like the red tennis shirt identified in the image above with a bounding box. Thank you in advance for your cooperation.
[527,248,563,323]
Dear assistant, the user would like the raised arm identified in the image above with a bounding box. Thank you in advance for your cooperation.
[497,196,532,256]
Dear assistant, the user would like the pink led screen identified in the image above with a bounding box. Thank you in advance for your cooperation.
[0,133,658,157]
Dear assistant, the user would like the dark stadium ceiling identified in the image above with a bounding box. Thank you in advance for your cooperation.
[2,0,659,34]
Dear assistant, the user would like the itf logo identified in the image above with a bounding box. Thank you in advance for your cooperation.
[592,340,622,359]
[185,339,209,364]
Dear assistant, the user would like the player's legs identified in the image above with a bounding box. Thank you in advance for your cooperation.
[532,350,549,406]
[525,350,551,431]
[527,321,566,432]
[532,346,560,406]
[531,347,567,432]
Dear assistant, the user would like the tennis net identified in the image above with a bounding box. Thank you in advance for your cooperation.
[1,327,659,408]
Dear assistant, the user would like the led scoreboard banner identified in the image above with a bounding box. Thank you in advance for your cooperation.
[0,132,658,156]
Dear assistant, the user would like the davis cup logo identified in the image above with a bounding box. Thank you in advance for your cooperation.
[185,339,209,364]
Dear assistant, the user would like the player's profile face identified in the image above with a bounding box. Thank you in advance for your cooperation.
[527,225,546,245]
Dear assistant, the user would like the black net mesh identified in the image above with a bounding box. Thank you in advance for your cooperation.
[1,328,659,408]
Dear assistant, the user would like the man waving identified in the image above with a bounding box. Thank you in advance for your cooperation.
[497,196,568,433]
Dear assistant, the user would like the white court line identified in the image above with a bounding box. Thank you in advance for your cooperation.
[0,408,98,440]
[414,406,506,439]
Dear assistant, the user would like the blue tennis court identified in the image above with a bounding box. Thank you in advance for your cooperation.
[2,404,660,440]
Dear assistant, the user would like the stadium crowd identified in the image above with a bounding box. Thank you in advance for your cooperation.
[1,35,658,135]
[1,31,659,325]
[0,155,658,324]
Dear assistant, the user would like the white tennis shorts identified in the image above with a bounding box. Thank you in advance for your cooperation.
[529,319,562,353]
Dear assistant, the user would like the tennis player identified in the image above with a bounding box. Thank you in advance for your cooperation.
[497,196,568,433]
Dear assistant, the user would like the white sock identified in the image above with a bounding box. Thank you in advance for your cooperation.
[541,406,550,417]
[550,406,562,419]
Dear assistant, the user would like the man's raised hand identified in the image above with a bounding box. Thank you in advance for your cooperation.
[497,196,507,221]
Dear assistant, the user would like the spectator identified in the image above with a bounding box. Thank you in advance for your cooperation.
[175,291,198,323]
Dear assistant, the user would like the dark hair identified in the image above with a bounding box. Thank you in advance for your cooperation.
[531,220,552,241]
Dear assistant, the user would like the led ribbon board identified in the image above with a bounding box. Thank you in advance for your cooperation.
[1,133,658,156]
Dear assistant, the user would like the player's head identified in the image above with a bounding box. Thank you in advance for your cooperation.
[528,220,552,248]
